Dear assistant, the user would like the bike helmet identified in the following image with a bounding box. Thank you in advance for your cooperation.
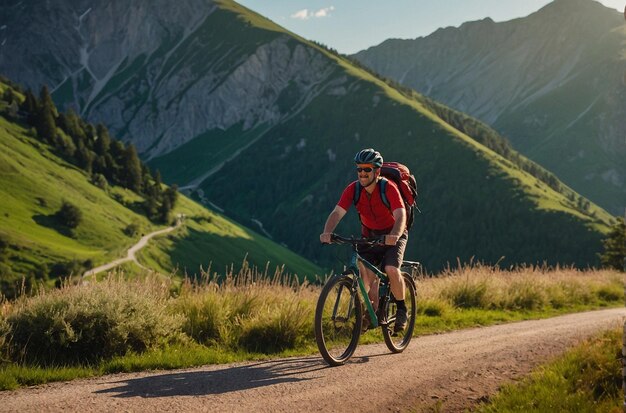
[354,148,383,167]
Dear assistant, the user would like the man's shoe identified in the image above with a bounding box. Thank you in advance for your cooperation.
[394,307,407,333]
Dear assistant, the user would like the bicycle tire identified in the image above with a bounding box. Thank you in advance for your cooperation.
[382,272,417,353]
[314,273,362,366]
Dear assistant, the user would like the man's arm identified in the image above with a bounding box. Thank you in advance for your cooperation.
[385,207,406,246]
[320,206,347,243]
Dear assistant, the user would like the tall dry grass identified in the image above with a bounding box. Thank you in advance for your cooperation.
[172,261,317,353]
[418,264,623,312]
[0,262,621,367]
[2,276,182,365]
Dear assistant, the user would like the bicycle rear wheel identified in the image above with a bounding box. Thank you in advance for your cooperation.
[314,273,362,366]
[382,272,417,353]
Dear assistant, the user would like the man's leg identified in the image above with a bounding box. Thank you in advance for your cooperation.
[357,261,379,309]
[384,265,405,302]
[385,265,408,332]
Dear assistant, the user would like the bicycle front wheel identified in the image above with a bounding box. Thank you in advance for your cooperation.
[314,273,362,366]
[382,272,417,353]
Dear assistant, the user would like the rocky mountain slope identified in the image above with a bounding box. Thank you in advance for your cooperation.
[0,0,614,271]
[353,0,626,215]
[0,78,323,289]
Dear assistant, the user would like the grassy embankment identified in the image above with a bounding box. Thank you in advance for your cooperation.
[475,327,624,412]
[0,264,621,391]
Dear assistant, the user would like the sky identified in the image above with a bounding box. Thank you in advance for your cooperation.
[236,0,625,54]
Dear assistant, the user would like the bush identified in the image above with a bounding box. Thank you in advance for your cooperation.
[418,299,452,317]
[596,285,622,303]
[49,260,84,278]
[123,222,140,237]
[441,276,490,309]
[173,290,230,345]
[91,173,108,190]
[237,300,313,353]
[56,201,82,229]
[0,316,11,363]
[504,279,547,310]
[0,234,9,259]
[6,277,182,365]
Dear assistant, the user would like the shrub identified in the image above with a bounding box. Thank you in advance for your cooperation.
[0,316,11,363]
[49,260,84,278]
[237,300,313,353]
[418,298,453,317]
[595,285,622,303]
[0,234,9,259]
[56,201,82,229]
[91,173,108,190]
[123,222,141,237]
[441,276,490,309]
[6,276,182,365]
[172,289,230,345]
[504,279,547,310]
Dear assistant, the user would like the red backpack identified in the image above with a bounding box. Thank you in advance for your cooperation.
[353,162,419,231]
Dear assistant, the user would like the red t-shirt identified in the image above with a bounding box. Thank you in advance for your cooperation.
[337,180,404,231]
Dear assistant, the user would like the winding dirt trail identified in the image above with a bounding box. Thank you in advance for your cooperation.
[83,220,182,277]
[0,308,623,412]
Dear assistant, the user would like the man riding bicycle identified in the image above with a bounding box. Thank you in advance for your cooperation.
[320,148,408,333]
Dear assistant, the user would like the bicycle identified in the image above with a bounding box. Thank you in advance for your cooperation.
[314,233,420,366]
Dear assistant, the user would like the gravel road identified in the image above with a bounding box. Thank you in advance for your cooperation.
[1,308,623,412]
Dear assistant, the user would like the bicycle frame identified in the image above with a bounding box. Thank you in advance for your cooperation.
[346,248,389,329]
[327,234,420,331]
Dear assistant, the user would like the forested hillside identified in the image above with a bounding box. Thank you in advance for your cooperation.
[0,77,322,297]
[0,0,614,272]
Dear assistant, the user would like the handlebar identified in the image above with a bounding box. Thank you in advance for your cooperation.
[325,233,422,271]
[326,233,384,247]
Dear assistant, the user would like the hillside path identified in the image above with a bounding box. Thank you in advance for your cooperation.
[82,219,182,277]
[0,308,623,412]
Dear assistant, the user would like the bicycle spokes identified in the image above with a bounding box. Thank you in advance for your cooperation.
[315,275,361,366]
[382,272,416,352]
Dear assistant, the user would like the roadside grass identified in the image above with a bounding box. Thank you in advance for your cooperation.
[475,327,624,412]
[0,265,622,390]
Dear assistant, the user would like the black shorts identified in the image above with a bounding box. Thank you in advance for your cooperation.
[358,231,408,270]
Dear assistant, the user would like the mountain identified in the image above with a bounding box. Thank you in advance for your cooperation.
[0,78,322,297]
[0,0,614,271]
[353,0,626,215]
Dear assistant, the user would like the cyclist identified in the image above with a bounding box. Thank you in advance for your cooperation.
[320,148,408,332]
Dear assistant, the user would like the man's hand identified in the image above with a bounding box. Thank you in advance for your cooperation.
[320,233,332,244]
[384,234,399,246]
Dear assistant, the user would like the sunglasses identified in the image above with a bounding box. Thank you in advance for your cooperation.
[356,167,375,173]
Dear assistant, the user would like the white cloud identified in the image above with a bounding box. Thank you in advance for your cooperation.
[291,9,310,20]
[291,6,334,20]
[314,6,335,18]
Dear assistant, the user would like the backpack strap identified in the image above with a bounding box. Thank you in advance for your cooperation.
[353,178,391,209]
[352,181,362,205]
[378,178,390,209]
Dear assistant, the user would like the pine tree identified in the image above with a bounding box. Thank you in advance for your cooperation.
[61,109,87,145]
[164,184,178,208]
[35,86,57,143]
[158,196,172,223]
[94,124,111,155]
[599,217,626,271]
[21,89,38,124]
[76,143,94,174]
[143,195,158,220]
[152,169,163,197]
[121,144,143,192]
